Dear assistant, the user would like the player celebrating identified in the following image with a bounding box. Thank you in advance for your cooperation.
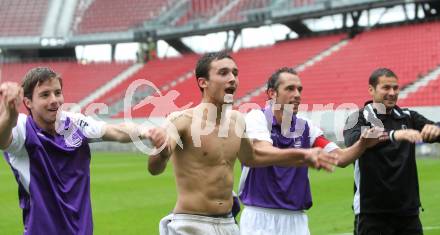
[238,67,386,235]
[147,52,339,235]
[0,67,153,235]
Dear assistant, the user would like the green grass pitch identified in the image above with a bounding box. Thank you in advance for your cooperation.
[1,152,439,234]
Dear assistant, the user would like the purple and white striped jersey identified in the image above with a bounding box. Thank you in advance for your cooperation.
[3,111,105,235]
[239,107,338,211]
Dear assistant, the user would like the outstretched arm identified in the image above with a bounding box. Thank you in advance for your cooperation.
[239,138,305,167]
[101,122,150,143]
[238,137,338,172]
[408,110,440,143]
[237,109,338,172]
[337,127,388,167]
[0,82,23,150]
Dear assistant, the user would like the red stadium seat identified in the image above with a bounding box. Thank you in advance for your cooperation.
[0,61,131,105]
[0,0,48,36]
[112,34,345,117]
[295,21,440,108]
[400,75,440,107]
[91,55,198,118]
[74,0,173,34]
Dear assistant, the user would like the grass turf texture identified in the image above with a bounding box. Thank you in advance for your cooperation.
[1,152,439,234]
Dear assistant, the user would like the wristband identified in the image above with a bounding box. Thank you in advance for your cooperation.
[389,130,396,142]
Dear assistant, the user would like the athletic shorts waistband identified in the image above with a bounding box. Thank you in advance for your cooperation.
[174,212,233,218]
[244,205,306,215]
[171,213,235,224]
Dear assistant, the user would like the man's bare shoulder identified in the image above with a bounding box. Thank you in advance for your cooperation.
[167,109,195,130]
[229,110,246,135]
[229,110,245,122]
[168,109,193,121]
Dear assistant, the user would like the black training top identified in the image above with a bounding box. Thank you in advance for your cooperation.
[343,101,440,216]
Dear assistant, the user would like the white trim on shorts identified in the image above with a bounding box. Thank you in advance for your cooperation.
[160,213,239,235]
[240,206,310,235]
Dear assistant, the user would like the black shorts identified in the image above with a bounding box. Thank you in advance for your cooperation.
[354,213,423,235]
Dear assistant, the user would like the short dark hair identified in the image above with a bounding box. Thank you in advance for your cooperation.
[369,68,397,88]
[266,67,298,94]
[22,67,63,100]
[195,51,233,92]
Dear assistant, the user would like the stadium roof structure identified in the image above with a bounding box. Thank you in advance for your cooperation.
[0,0,439,56]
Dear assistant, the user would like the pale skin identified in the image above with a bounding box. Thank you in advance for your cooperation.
[148,58,339,215]
[0,79,151,151]
[368,75,440,143]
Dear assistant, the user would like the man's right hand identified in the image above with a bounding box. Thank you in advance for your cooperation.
[360,127,388,148]
[146,127,171,158]
[0,82,23,150]
[0,82,23,121]
[304,147,338,172]
[394,129,423,143]
[146,127,172,175]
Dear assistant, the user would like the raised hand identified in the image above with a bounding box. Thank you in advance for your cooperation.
[0,82,23,120]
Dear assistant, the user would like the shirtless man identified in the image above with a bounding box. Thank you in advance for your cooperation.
[147,52,338,235]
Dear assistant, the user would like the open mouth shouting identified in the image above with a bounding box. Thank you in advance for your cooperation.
[224,87,236,103]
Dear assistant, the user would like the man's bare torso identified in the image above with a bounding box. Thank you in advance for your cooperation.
[170,106,244,215]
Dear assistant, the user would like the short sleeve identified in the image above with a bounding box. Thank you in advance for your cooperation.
[308,121,324,145]
[308,120,339,153]
[60,112,106,142]
[5,113,27,154]
[244,109,273,144]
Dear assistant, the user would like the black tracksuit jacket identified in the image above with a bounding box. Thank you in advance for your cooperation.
[343,101,440,215]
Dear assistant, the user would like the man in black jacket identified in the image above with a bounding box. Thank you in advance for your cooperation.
[344,68,440,235]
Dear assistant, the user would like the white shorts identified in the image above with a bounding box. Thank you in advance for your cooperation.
[239,206,310,235]
[159,213,239,235]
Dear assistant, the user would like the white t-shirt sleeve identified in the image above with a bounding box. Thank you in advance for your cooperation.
[308,121,324,145]
[308,120,339,153]
[4,113,27,154]
[63,112,107,142]
[244,109,273,144]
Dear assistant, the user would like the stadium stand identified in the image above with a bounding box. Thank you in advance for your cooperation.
[90,54,198,117]
[219,0,269,23]
[1,1,439,116]
[0,0,48,36]
[73,0,174,34]
[110,33,345,117]
[116,73,203,118]
[400,75,440,107]
[233,34,345,99]
[178,0,316,25]
[175,0,230,26]
[282,21,440,108]
[0,61,131,104]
